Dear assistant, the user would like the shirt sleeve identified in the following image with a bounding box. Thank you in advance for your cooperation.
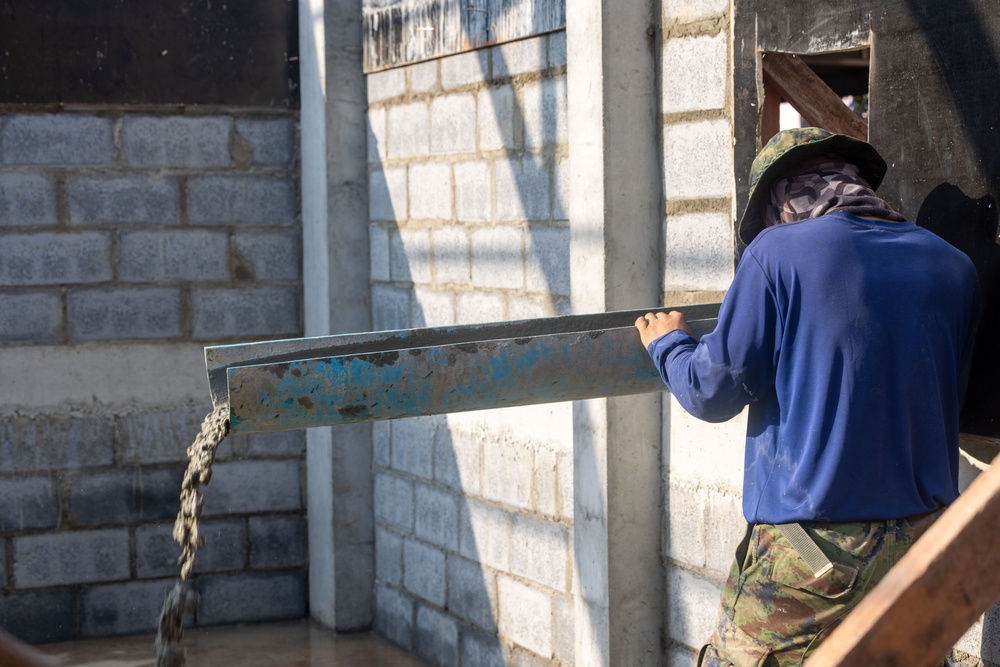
[647,248,782,422]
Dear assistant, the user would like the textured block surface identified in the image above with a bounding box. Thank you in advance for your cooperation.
[14,529,130,587]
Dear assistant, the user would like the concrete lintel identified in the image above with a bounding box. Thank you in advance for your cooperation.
[300,0,374,632]
[567,0,665,664]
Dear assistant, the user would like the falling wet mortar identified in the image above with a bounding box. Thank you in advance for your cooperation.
[153,405,229,667]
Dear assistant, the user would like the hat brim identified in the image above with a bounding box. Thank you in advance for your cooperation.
[737,134,888,245]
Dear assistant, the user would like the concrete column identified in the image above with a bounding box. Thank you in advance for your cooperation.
[567,0,664,664]
[299,0,374,631]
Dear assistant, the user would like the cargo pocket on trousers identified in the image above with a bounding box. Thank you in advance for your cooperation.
[769,543,858,599]
[709,610,773,667]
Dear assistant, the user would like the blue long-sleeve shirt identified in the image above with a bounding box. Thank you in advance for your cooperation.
[649,212,980,523]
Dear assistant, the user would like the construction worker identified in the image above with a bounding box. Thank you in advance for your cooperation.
[635,128,981,666]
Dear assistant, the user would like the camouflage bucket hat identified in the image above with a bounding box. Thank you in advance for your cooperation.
[738,127,888,245]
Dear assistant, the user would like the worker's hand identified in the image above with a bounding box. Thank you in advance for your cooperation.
[635,311,693,348]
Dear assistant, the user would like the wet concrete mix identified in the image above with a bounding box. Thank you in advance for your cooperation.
[153,406,229,667]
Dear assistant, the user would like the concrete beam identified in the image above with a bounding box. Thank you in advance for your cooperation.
[567,0,665,664]
[299,0,374,632]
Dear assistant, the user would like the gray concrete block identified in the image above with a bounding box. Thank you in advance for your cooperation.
[0,231,111,286]
[201,459,303,516]
[525,225,569,296]
[390,227,433,283]
[250,515,304,569]
[552,593,574,663]
[664,212,733,292]
[662,32,728,114]
[0,476,58,532]
[369,224,391,282]
[481,438,533,510]
[14,529,130,587]
[522,77,567,150]
[447,555,496,632]
[0,173,57,226]
[664,0,728,22]
[187,175,297,225]
[1,114,114,166]
[81,579,174,637]
[116,408,207,466]
[497,575,551,657]
[548,31,567,68]
[375,583,414,650]
[233,231,302,282]
[134,523,181,578]
[368,69,406,104]
[368,107,388,164]
[376,526,403,586]
[456,291,504,326]
[459,500,511,572]
[471,226,524,289]
[478,85,516,151]
[374,471,414,531]
[0,540,6,588]
[190,286,301,339]
[373,420,392,468]
[67,175,180,226]
[511,514,567,591]
[415,605,459,667]
[0,291,62,342]
[219,429,306,460]
[391,416,437,479]
[431,226,470,286]
[408,162,452,221]
[119,230,229,282]
[68,287,182,340]
[663,119,733,200]
[460,627,506,667]
[196,571,306,625]
[433,429,480,495]
[403,539,446,606]
[235,118,296,167]
[553,155,569,221]
[414,483,459,551]
[411,287,455,327]
[66,467,183,527]
[0,414,114,473]
[705,487,745,576]
[371,284,411,331]
[495,156,551,221]
[493,36,547,78]
[409,60,439,94]
[664,480,708,569]
[197,519,248,573]
[0,589,77,644]
[668,644,699,667]
[453,161,491,223]
[369,167,408,222]
[430,94,476,155]
[441,49,490,90]
[123,116,232,168]
[387,102,429,159]
[666,566,721,650]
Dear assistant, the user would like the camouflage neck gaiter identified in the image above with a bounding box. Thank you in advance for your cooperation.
[765,161,907,228]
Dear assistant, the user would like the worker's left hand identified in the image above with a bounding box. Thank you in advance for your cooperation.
[635,311,693,348]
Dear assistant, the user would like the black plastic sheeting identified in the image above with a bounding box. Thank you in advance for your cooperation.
[0,0,299,106]
[735,0,1000,437]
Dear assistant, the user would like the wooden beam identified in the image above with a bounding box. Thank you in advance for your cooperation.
[761,75,782,144]
[761,52,868,141]
[0,629,58,667]
[805,452,1000,667]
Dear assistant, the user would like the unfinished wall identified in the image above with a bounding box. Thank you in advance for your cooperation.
[657,1,744,664]
[366,31,575,665]
[0,108,307,642]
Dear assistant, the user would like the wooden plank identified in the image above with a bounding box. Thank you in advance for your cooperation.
[761,52,868,140]
[0,629,58,667]
[805,451,1000,667]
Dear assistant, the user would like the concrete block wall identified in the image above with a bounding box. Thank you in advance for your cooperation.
[658,3,744,665]
[367,31,574,666]
[0,109,307,642]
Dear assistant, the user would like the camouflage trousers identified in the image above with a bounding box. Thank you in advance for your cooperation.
[698,510,943,667]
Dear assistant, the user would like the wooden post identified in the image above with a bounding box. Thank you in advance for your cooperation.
[806,452,1000,667]
[761,52,868,140]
